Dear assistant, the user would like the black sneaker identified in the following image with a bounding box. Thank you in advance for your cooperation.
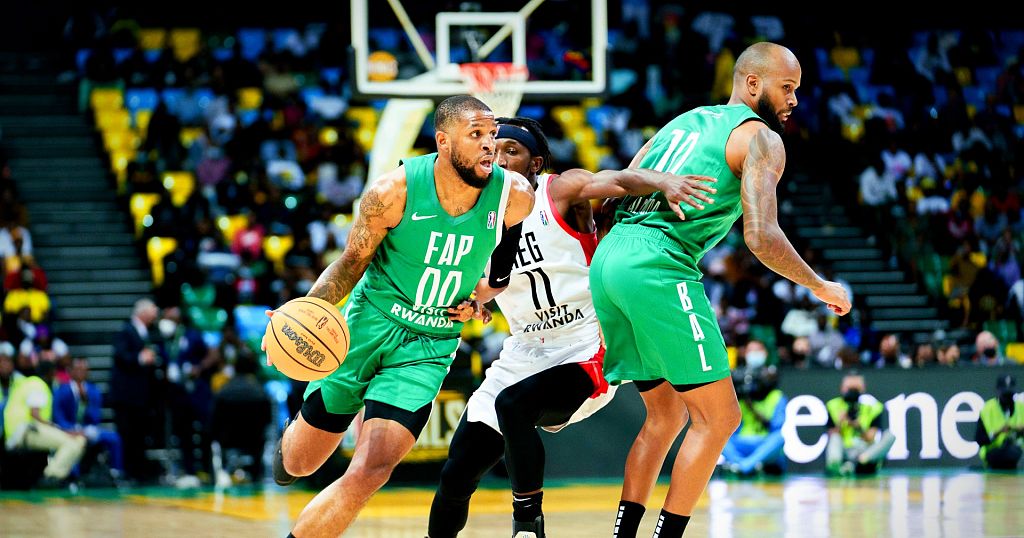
[272,419,297,486]
[512,515,544,538]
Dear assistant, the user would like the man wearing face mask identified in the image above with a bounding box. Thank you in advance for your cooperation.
[975,375,1022,470]
[824,374,896,476]
[158,307,215,484]
[972,331,1005,365]
[721,349,787,476]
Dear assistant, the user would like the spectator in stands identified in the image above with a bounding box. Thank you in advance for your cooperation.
[3,360,86,487]
[210,354,271,482]
[722,366,787,476]
[110,299,163,482]
[231,212,265,259]
[825,374,896,476]
[52,357,124,479]
[0,344,18,434]
[24,326,71,384]
[975,374,1022,470]
[142,102,185,170]
[877,334,911,369]
[808,312,847,368]
[3,269,51,324]
[4,255,47,292]
[972,330,1005,365]
[0,223,32,260]
[937,342,961,367]
[159,307,214,482]
[912,344,937,368]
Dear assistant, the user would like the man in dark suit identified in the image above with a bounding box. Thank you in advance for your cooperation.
[53,357,123,478]
[110,298,162,482]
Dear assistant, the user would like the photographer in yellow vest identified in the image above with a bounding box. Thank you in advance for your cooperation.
[974,374,1022,470]
[721,344,787,476]
[825,373,896,476]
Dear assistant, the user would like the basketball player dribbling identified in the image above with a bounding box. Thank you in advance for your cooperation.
[590,42,851,537]
[265,96,535,538]
[428,117,717,538]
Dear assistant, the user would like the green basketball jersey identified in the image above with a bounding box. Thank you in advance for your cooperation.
[616,104,764,280]
[356,153,511,337]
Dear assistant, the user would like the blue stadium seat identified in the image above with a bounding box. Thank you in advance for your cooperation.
[76,49,91,73]
[161,88,186,114]
[234,305,272,341]
[369,28,402,51]
[320,67,342,87]
[301,86,325,110]
[962,86,986,109]
[212,47,234,62]
[125,88,160,113]
[143,49,162,63]
[113,48,134,65]
[974,67,1001,89]
[237,28,266,61]
[517,105,546,120]
[273,28,301,52]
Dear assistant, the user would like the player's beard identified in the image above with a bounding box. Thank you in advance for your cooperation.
[756,94,786,134]
[451,147,491,189]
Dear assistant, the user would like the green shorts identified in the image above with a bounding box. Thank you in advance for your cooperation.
[304,297,460,414]
[590,224,730,386]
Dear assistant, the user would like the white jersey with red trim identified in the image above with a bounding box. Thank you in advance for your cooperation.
[493,173,600,347]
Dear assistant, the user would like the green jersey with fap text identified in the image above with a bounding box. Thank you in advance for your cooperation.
[616,104,764,280]
[356,153,511,338]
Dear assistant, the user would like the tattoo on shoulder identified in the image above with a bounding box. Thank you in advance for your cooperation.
[361,189,391,219]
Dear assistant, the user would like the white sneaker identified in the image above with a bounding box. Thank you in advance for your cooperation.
[513,533,538,538]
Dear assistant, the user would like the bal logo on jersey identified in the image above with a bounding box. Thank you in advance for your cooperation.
[539,210,549,226]
[487,211,496,229]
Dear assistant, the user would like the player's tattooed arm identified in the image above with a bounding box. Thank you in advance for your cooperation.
[740,128,824,291]
[308,170,406,304]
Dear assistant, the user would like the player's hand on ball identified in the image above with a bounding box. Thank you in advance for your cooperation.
[661,175,717,220]
[813,280,851,316]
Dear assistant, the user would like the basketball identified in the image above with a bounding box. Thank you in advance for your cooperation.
[264,297,350,382]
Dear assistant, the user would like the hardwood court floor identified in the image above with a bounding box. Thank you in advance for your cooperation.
[1,471,1021,537]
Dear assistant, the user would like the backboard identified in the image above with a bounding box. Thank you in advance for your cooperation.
[350,0,607,101]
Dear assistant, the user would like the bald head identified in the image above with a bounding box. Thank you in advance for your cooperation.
[733,42,799,82]
[730,41,801,133]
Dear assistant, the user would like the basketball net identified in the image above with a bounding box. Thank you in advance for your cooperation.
[460,62,528,119]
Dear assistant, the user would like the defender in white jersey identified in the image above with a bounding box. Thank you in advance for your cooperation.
[429,117,717,538]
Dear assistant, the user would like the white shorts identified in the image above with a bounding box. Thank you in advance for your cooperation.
[465,332,616,434]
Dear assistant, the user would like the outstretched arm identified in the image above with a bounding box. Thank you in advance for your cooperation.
[307,170,406,304]
[740,128,850,315]
[550,168,717,218]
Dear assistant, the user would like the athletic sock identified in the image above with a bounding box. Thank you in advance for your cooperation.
[613,500,646,538]
[652,509,690,538]
[512,490,544,522]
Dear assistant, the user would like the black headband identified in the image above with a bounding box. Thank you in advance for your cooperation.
[497,124,542,159]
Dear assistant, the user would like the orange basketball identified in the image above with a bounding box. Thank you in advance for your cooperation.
[265,297,350,382]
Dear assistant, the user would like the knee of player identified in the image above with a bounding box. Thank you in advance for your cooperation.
[283,451,320,478]
[494,388,525,422]
[641,406,689,435]
[349,458,398,488]
[715,400,743,435]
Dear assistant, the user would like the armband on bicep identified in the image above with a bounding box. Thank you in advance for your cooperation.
[488,223,522,288]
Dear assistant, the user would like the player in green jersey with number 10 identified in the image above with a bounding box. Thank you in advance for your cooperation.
[591,42,851,537]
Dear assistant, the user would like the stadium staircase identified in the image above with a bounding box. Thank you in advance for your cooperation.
[783,173,970,347]
[0,51,149,392]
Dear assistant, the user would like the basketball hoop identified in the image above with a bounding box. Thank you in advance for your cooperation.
[460,62,529,118]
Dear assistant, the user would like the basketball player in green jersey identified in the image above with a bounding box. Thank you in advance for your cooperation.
[266,96,534,538]
[591,42,851,537]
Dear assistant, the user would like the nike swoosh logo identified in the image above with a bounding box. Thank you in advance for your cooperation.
[411,213,437,221]
[496,275,510,282]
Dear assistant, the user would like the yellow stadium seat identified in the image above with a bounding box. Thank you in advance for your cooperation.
[237,87,263,110]
[1014,105,1024,125]
[319,126,339,146]
[830,46,860,71]
[345,107,378,128]
[955,67,972,87]
[569,126,597,147]
[138,28,167,51]
[134,109,153,132]
[102,129,140,152]
[552,106,585,129]
[1006,343,1024,364]
[162,171,195,206]
[217,214,249,244]
[727,346,738,369]
[130,193,162,238]
[90,88,124,111]
[110,150,134,192]
[579,145,611,172]
[95,108,131,131]
[355,126,375,152]
[170,28,201,62]
[146,237,178,286]
[263,235,295,273]
[179,127,205,148]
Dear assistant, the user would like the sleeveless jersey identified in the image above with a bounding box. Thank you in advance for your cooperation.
[357,153,512,338]
[615,104,764,280]
[493,174,600,343]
